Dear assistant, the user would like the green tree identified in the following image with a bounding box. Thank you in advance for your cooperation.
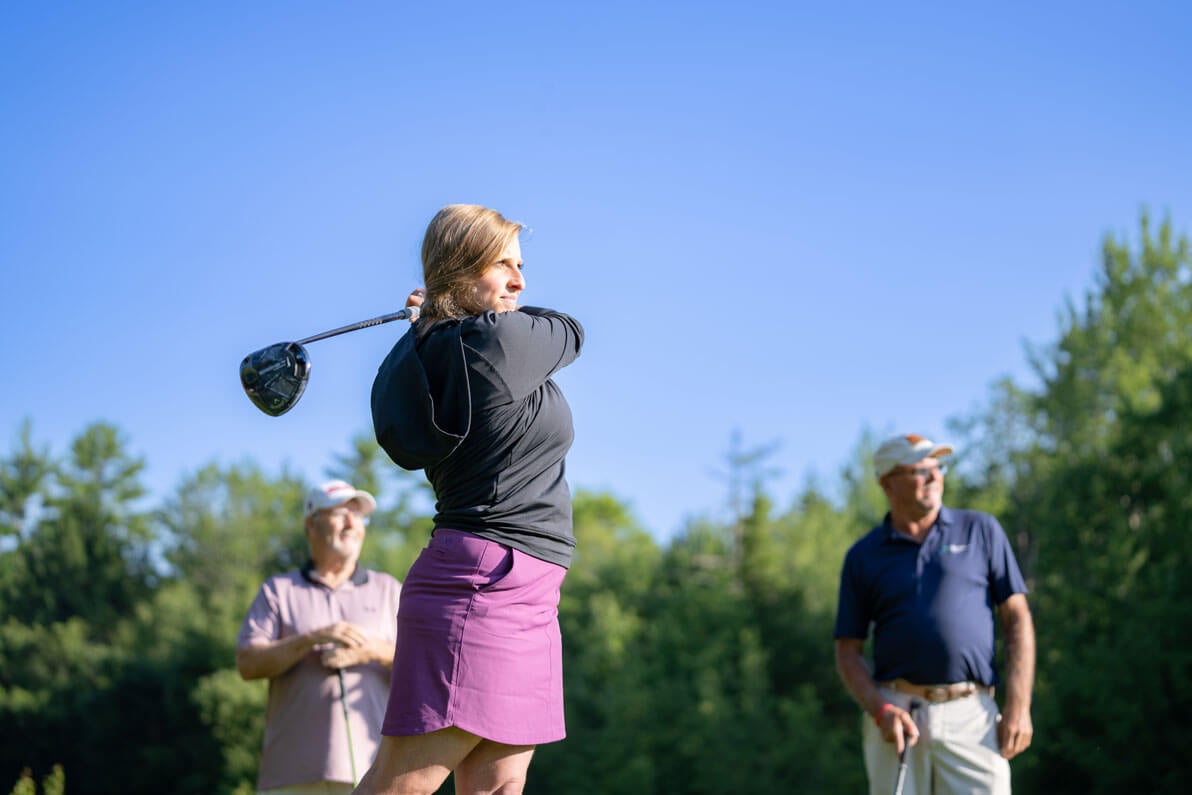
[0,419,54,543]
[950,211,1192,791]
[0,424,246,794]
[1032,212,1192,460]
[0,617,115,790]
[6,764,63,795]
[192,668,267,794]
[158,461,308,606]
[0,422,154,637]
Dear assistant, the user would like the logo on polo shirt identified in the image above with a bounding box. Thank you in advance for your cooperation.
[941,543,968,554]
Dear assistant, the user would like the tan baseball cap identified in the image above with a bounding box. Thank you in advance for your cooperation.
[873,434,954,479]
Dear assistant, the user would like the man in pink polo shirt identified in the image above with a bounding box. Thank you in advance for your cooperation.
[238,479,402,795]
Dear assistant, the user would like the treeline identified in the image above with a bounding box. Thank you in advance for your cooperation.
[2,213,1190,793]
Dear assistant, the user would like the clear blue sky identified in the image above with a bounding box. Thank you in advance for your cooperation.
[3,1,1190,539]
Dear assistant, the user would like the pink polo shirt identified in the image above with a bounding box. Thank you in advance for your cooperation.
[237,564,401,790]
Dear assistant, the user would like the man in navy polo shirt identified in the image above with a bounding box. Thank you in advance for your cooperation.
[834,434,1035,795]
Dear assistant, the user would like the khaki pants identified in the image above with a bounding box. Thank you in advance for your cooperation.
[863,686,1011,795]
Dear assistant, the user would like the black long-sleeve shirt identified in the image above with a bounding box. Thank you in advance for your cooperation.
[372,307,584,566]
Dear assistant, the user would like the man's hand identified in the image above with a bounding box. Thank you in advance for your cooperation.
[309,621,368,649]
[238,621,372,681]
[998,705,1033,759]
[321,643,374,669]
[876,703,920,755]
[319,630,394,670]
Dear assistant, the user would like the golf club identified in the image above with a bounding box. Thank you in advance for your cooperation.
[337,668,359,786]
[240,306,419,416]
[892,699,922,795]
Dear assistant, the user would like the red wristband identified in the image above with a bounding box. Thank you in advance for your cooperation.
[874,702,896,726]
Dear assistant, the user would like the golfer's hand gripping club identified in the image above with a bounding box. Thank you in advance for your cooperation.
[877,700,920,753]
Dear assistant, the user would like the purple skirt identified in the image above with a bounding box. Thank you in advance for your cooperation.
[381,529,567,745]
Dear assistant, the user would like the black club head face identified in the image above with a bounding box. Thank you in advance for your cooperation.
[239,342,312,416]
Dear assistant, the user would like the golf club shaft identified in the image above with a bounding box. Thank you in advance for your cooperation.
[337,668,359,785]
[297,306,420,346]
[893,752,909,795]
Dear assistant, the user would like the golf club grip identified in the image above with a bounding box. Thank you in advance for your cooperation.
[297,305,420,345]
[892,700,920,795]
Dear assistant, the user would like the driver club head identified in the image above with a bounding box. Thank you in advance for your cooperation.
[239,342,312,416]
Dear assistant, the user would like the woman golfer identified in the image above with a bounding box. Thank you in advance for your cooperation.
[356,204,584,795]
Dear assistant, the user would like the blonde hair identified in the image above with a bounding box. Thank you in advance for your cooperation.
[420,204,523,321]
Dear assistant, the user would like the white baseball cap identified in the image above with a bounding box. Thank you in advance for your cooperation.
[873,434,954,479]
[303,479,377,519]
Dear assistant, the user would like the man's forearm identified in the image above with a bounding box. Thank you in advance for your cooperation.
[834,641,885,716]
[1001,599,1036,712]
[237,633,315,680]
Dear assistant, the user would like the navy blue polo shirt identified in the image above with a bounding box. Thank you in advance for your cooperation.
[834,506,1028,686]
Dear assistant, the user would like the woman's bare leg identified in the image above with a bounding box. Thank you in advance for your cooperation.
[452,741,535,795]
[352,727,482,795]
